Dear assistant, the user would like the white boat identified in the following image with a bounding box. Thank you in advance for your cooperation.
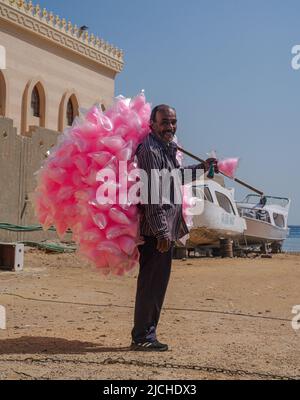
[236,195,290,248]
[185,176,247,247]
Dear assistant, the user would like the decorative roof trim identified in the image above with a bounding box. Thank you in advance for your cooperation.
[0,0,124,73]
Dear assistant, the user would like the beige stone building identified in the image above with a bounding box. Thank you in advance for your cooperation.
[0,0,124,243]
[0,0,124,135]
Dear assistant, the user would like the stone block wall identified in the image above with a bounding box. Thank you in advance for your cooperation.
[0,117,65,242]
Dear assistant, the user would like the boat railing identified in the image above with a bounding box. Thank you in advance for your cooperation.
[240,195,290,208]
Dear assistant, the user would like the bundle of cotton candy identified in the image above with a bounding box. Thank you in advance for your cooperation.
[218,157,239,179]
[34,93,151,276]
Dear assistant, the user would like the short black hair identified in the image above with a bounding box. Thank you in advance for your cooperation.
[150,104,176,122]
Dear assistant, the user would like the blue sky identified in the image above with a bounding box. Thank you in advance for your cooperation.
[38,0,300,223]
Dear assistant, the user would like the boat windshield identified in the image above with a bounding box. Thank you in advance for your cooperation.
[241,195,290,208]
[192,185,213,202]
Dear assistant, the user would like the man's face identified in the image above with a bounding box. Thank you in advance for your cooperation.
[151,108,177,144]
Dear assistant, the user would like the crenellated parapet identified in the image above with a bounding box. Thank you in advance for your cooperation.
[0,0,124,73]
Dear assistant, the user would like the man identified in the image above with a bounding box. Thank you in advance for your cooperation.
[131,104,215,351]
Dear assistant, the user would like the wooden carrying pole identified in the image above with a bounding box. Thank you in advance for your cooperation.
[177,146,264,196]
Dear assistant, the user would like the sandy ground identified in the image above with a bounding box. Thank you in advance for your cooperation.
[0,249,300,380]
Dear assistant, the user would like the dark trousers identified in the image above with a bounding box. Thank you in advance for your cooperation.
[131,236,174,343]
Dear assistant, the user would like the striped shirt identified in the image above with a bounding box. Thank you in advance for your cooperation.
[136,133,202,241]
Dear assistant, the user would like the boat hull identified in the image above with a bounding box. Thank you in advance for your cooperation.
[242,217,289,244]
[187,201,246,246]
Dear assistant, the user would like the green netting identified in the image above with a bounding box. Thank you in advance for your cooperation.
[0,223,76,253]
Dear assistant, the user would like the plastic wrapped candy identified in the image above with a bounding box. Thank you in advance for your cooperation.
[206,150,240,179]
[218,158,240,179]
[34,93,151,276]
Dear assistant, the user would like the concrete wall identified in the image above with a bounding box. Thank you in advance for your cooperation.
[0,117,22,242]
[0,117,66,242]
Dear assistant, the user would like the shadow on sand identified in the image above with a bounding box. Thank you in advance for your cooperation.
[0,336,131,355]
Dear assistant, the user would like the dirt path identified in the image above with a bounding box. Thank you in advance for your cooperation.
[0,250,299,380]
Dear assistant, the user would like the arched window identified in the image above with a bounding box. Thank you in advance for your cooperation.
[66,98,74,126]
[31,86,40,117]
[59,92,79,131]
[21,78,47,135]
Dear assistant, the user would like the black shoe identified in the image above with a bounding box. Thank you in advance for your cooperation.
[130,340,168,352]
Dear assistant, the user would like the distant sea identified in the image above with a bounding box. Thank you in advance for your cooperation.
[283,226,300,253]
